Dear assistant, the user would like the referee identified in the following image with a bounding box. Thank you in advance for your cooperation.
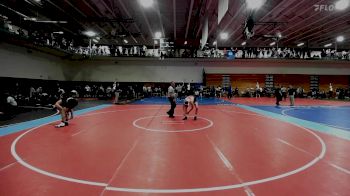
[167,81,176,118]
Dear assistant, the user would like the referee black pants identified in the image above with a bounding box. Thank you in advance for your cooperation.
[167,97,176,116]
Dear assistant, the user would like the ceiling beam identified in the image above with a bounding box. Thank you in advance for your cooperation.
[63,0,86,17]
[185,0,195,39]
[63,0,108,35]
[1,2,76,35]
[173,0,176,40]
[82,0,101,16]
[208,1,244,44]
[139,8,153,42]
[248,0,295,35]
[155,1,165,38]
[230,0,292,44]
[254,0,326,45]
[117,0,147,43]
[97,0,137,43]
[46,0,87,28]
[195,0,213,38]
[282,13,350,43]
[308,26,350,45]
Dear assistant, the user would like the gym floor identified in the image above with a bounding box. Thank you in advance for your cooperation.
[0,97,349,196]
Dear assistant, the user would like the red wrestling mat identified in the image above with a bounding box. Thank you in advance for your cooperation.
[1,105,349,196]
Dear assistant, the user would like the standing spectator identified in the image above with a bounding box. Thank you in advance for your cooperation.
[256,82,261,98]
[98,85,105,99]
[275,85,282,106]
[234,87,239,97]
[288,85,296,106]
[329,83,333,99]
[142,85,147,98]
[58,87,65,98]
[281,86,287,101]
[5,92,18,117]
[227,85,233,100]
[147,86,152,97]
[84,85,91,97]
[176,83,183,100]
[187,82,192,95]
[106,86,112,98]
[113,82,122,104]
[216,86,222,98]
[167,82,176,118]
[29,86,36,98]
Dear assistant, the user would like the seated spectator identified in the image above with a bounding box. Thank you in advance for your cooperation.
[3,92,18,117]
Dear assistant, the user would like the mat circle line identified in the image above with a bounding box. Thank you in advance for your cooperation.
[11,107,326,193]
[133,115,213,132]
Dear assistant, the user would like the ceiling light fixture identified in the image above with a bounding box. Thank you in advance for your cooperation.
[53,31,64,34]
[297,43,304,47]
[336,35,345,42]
[139,0,154,8]
[83,30,97,37]
[335,0,349,10]
[276,32,282,38]
[123,39,128,44]
[246,0,266,10]
[324,43,332,47]
[220,32,228,40]
[154,31,162,39]
[270,42,276,46]
[241,41,246,46]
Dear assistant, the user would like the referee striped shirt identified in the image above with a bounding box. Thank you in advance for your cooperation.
[168,86,175,98]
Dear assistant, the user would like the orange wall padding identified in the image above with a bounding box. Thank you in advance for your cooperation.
[274,74,310,91]
[230,74,265,90]
[206,74,350,91]
[319,75,349,91]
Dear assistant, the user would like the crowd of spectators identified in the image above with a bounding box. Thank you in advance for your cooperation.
[2,78,349,120]
[1,15,349,60]
[0,80,142,119]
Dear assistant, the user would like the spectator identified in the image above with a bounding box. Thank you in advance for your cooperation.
[275,85,282,106]
[5,92,18,116]
[288,85,296,106]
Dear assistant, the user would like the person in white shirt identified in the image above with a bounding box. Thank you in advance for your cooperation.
[6,93,17,116]
[113,82,122,104]
[142,85,147,97]
[256,82,261,98]
[183,95,198,120]
[7,95,17,107]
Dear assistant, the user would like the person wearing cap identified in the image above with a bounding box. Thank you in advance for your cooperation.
[55,90,78,128]
[182,95,198,120]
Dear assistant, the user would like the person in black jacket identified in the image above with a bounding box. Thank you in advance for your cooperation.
[275,85,282,106]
